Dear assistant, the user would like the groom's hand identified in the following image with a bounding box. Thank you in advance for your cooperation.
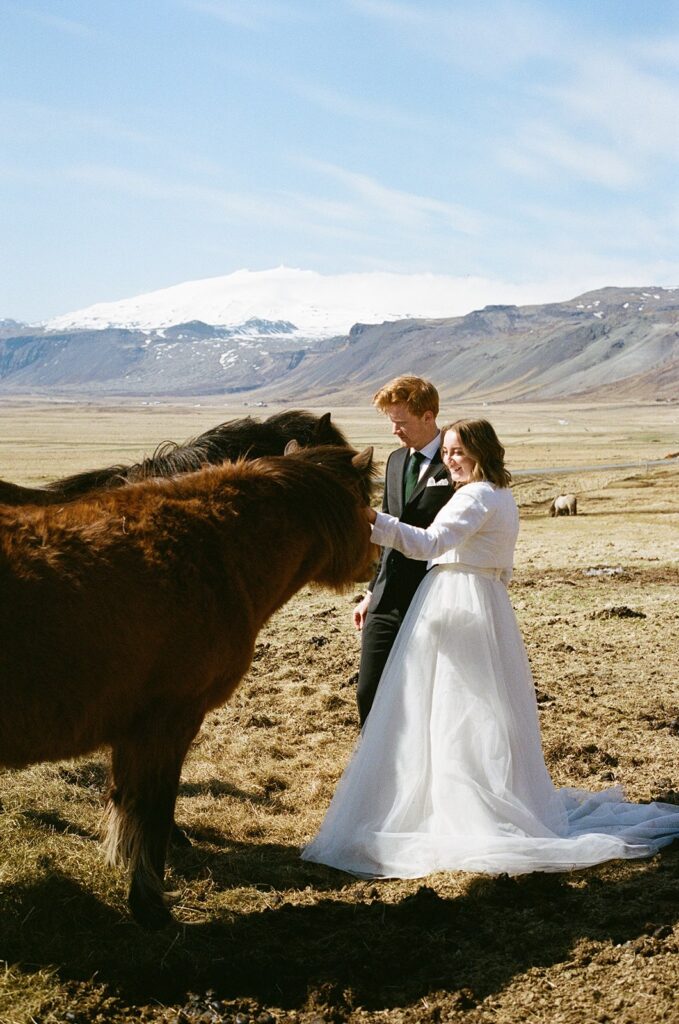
[353,592,371,631]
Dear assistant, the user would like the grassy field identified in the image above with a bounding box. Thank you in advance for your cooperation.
[1,397,678,483]
[0,399,677,1024]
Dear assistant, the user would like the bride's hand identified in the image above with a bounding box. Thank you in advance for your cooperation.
[365,506,377,524]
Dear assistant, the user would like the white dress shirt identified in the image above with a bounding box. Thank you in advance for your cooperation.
[409,432,442,482]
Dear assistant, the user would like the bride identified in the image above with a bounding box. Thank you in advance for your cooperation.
[302,418,679,878]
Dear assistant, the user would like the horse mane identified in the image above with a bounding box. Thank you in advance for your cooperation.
[150,441,376,537]
[0,478,57,507]
[4,445,376,591]
[36,410,350,500]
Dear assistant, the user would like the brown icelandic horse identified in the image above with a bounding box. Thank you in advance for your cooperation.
[0,409,349,506]
[0,444,376,928]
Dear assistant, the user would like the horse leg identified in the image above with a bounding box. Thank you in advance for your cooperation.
[103,718,200,929]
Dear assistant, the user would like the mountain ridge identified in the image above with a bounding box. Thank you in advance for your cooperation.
[253,285,679,404]
[1,285,677,403]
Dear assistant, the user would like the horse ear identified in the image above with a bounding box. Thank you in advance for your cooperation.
[313,412,332,439]
[352,446,374,472]
[284,439,302,455]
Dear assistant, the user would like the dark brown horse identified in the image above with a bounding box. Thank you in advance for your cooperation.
[0,444,376,927]
[0,409,349,506]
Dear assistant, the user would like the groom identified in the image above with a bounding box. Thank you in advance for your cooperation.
[353,375,453,725]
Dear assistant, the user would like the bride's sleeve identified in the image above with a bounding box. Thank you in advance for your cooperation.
[370,489,491,560]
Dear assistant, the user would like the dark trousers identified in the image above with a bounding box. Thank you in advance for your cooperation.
[356,607,405,726]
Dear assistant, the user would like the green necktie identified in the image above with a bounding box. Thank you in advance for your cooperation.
[403,450,424,503]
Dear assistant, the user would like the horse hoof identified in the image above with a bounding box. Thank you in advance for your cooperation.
[128,884,174,930]
[170,822,193,848]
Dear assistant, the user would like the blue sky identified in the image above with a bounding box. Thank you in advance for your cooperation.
[3,0,679,321]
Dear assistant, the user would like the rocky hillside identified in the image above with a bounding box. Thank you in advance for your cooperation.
[0,319,310,396]
[1,287,677,401]
[263,286,679,403]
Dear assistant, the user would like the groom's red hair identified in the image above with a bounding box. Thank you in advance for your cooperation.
[373,375,439,418]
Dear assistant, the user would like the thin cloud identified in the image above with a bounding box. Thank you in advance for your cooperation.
[0,99,155,146]
[633,35,679,65]
[63,160,487,259]
[300,158,488,236]
[545,55,679,160]
[350,0,562,72]
[208,56,444,136]
[183,0,310,31]
[64,163,373,245]
[488,29,679,193]
[348,0,425,29]
[272,74,443,136]
[501,123,640,190]
[352,0,679,192]
[16,6,96,38]
[518,198,677,254]
[66,164,283,221]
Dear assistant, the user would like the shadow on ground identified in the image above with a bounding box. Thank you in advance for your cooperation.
[1,839,677,1015]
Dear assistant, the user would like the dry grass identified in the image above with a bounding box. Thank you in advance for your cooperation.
[0,400,678,1024]
[1,397,678,483]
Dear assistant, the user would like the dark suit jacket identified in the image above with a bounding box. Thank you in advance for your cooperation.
[368,445,454,615]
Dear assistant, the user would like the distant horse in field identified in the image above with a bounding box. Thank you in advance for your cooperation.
[0,444,376,928]
[0,409,349,506]
[549,493,577,517]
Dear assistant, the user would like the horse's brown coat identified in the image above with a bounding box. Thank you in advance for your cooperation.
[0,444,375,926]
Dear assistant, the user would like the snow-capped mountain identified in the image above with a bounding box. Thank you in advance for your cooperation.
[42,267,562,337]
[2,283,677,401]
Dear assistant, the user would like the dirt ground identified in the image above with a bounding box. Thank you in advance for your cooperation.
[0,400,677,1024]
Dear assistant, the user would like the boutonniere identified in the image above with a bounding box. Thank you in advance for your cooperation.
[425,477,450,487]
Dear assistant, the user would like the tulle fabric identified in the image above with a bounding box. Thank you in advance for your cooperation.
[302,566,679,877]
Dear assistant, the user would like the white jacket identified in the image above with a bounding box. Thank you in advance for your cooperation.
[370,480,518,585]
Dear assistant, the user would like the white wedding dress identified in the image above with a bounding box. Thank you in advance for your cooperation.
[302,481,679,877]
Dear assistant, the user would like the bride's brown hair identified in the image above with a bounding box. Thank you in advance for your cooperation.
[441,418,512,488]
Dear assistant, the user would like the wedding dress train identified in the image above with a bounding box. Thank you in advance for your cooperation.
[302,483,679,877]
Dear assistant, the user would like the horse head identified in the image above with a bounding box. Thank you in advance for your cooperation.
[284,440,376,505]
[265,409,345,444]
[282,441,378,586]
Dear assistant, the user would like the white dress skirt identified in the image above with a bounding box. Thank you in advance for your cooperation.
[302,564,679,877]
